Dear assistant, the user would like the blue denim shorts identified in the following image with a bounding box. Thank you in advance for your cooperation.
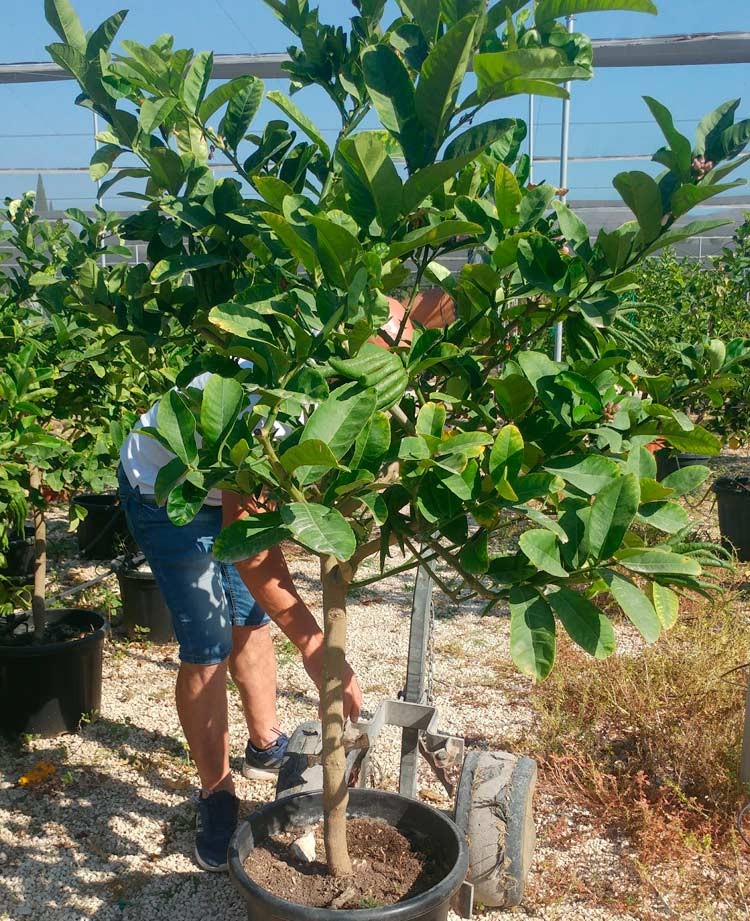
[117,467,270,665]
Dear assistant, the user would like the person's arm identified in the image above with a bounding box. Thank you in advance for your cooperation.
[222,490,362,722]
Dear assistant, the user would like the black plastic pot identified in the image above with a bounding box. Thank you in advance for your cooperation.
[229,788,469,921]
[117,567,174,644]
[713,476,750,562]
[0,524,34,581]
[72,494,131,560]
[655,451,712,481]
[0,608,107,737]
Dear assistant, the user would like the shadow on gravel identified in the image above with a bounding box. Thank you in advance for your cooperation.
[0,717,264,920]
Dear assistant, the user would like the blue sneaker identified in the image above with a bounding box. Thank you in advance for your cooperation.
[242,733,289,781]
[194,789,239,872]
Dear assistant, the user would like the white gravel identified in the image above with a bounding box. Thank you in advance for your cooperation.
[0,529,733,921]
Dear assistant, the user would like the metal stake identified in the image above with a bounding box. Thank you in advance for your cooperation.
[399,562,433,798]
[554,14,575,363]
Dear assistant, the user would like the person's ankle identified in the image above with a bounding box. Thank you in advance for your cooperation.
[201,774,235,798]
[249,728,281,751]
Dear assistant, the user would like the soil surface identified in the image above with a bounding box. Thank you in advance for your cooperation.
[245,817,445,910]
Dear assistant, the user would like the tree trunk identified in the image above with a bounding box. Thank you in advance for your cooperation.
[29,468,46,643]
[320,555,353,877]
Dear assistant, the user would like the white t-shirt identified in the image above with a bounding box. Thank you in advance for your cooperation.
[120,364,256,506]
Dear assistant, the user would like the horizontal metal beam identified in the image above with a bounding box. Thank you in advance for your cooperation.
[1,32,749,85]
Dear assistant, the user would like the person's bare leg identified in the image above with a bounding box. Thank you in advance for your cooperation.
[229,624,279,749]
[175,660,234,795]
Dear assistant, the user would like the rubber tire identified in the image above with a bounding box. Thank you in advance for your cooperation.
[454,751,537,909]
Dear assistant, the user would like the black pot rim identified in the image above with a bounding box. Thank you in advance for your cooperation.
[72,493,121,509]
[117,568,156,583]
[712,475,750,496]
[229,788,469,920]
[0,608,108,659]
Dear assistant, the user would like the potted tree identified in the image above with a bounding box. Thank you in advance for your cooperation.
[49,0,746,912]
[0,194,150,736]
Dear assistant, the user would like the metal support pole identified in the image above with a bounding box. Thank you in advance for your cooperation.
[528,95,535,185]
[399,563,433,798]
[92,111,107,268]
[741,671,750,787]
[554,14,575,363]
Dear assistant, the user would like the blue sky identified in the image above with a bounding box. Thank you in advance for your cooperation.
[1,0,748,213]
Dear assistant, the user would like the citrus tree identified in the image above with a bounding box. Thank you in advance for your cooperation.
[0,193,197,634]
[46,0,747,876]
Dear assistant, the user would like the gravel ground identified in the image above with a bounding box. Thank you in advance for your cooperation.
[0,507,740,921]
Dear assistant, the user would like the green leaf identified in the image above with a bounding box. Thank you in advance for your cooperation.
[301,384,377,462]
[151,253,227,284]
[552,200,589,249]
[660,465,709,497]
[643,96,692,179]
[214,512,290,562]
[268,90,331,159]
[200,375,244,448]
[183,51,214,113]
[614,548,701,577]
[670,181,743,219]
[89,143,125,182]
[262,212,318,273]
[281,503,357,560]
[45,0,86,51]
[416,402,447,439]
[351,412,391,471]
[519,529,568,578]
[415,14,477,154]
[166,480,208,527]
[490,374,536,418]
[147,147,185,194]
[695,99,740,157]
[85,10,127,60]
[362,44,425,171]
[154,457,188,507]
[637,500,689,534]
[547,586,616,659]
[544,454,621,495]
[338,132,403,230]
[460,530,489,574]
[650,582,679,630]
[536,0,656,24]
[586,472,640,560]
[489,424,524,484]
[139,97,179,134]
[602,569,661,643]
[494,163,522,228]
[220,77,264,150]
[612,170,663,243]
[280,440,340,474]
[387,220,482,259]
[509,586,556,680]
[401,156,475,214]
[642,218,729,258]
[199,76,258,122]
[444,118,523,161]
[157,390,198,466]
[659,421,721,456]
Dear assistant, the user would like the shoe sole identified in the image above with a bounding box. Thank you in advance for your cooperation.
[241,762,281,782]
[194,845,228,873]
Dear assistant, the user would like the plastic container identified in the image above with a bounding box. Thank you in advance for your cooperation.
[229,788,469,921]
[713,476,750,562]
[0,524,35,581]
[655,451,712,481]
[0,608,107,737]
[72,494,131,560]
[117,566,174,644]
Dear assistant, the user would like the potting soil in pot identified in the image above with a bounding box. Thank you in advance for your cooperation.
[244,816,448,910]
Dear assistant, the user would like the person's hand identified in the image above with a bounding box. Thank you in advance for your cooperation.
[303,650,363,724]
